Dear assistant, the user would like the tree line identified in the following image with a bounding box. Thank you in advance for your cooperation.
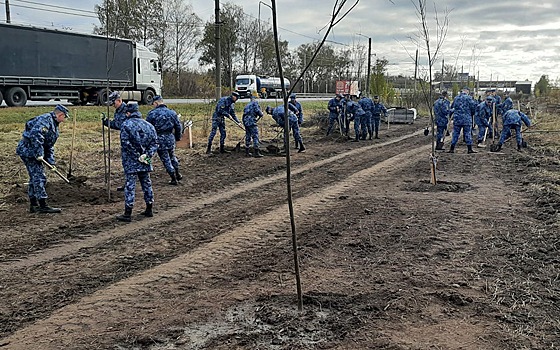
[94,0,394,99]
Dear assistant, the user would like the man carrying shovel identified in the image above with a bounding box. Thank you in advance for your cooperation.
[16,104,69,213]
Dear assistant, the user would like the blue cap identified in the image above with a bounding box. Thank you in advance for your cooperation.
[126,103,139,113]
[265,105,273,114]
[462,86,470,91]
[486,96,494,102]
[290,93,296,99]
[231,91,240,99]
[54,104,69,117]
[153,95,163,102]
[108,91,121,105]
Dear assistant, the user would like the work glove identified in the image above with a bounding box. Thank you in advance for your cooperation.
[102,117,109,127]
[36,155,44,162]
[50,165,57,172]
[138,154,151,165]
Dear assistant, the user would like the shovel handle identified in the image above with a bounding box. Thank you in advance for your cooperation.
[41,158,70,184]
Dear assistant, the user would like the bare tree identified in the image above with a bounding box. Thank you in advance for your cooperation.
[269,0,360,312]
[409,0,450,184]
[167,0,202,93]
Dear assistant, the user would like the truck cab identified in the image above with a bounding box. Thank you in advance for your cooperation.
[235,74,258,98]
[134,44,161,105]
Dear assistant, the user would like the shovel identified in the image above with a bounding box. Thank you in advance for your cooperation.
[41,158,70,184]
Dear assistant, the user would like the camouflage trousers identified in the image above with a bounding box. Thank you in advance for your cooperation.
[157,148,179,176]
[245,125,260,149]
[21,156,48,200]
[451,124,473,146]
[124,171,154,208]
[208,118,227,146]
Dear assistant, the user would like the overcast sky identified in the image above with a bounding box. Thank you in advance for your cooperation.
[4,0,559,85]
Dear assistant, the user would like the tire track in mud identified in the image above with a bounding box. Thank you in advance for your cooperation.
[2,142,432,349]
[0,129,425,273]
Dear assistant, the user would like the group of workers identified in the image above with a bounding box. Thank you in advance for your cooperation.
[433,87,531,153]
[16,90,307,221]
[16,93,183,221]
[206,91,306,157]
[16,86,532,220]
[327,94,388,141]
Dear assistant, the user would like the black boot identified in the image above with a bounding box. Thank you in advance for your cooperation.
[375,132,379,139]
[448,144,456,153]
[467,145,477,154]
[294,140,299,149]
[298,141,306,153]
[36,198,61,213]
[117,206,133,222]
[206,143,212,155]
[351,134,359,142]
[253,147,264,158]
[175,168,183,181]
[29,197,39,213]
[245,147,251,157]
[435,141,444,151]
[169,174,178,185]
[219,144,230,154]
[517,143,522,152]
[490,143,503,152]
[140,203,153,217]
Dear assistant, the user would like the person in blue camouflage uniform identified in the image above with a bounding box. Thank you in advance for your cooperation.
[371,96,388,139]
[117,103,159,222]
[289,93,304,125]
[491,89,502,114]
[500,90,514,115]
[265,105,306,153]
[448,87,477,154]
[242,96,264,158]
[146,95,183,185]
[16,104,69,213]
[474,96,494,147]
[289,94,304,148]
[358,95,374,140]
[103,91,128,191]
[206,92,241,154]
[433,91,452,150]
[346,98,367,142]
[104,91,128,130]
[326,94,343,136]
[492,109,531,152]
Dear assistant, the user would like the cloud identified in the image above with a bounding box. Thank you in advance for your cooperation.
[7,0,560,83]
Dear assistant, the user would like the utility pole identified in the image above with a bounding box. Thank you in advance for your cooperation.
[5,0,11,23]
[365,37,371,96]
[214,0,221,101]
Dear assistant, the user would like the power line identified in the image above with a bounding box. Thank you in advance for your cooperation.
[15,0,97,14]
[241,10,348,47]
[1,1,98,19]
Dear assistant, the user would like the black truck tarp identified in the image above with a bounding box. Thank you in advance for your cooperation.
[0,23,134,85]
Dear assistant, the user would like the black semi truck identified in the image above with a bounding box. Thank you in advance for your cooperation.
[0,23,161,107]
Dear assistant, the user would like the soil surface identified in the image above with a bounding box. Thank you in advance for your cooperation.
[0,117,558,350]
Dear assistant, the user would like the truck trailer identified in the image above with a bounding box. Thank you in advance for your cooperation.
[235,74,290,99]
[0,23,161,107]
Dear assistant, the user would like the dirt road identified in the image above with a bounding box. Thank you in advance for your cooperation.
[1,122,558,349]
